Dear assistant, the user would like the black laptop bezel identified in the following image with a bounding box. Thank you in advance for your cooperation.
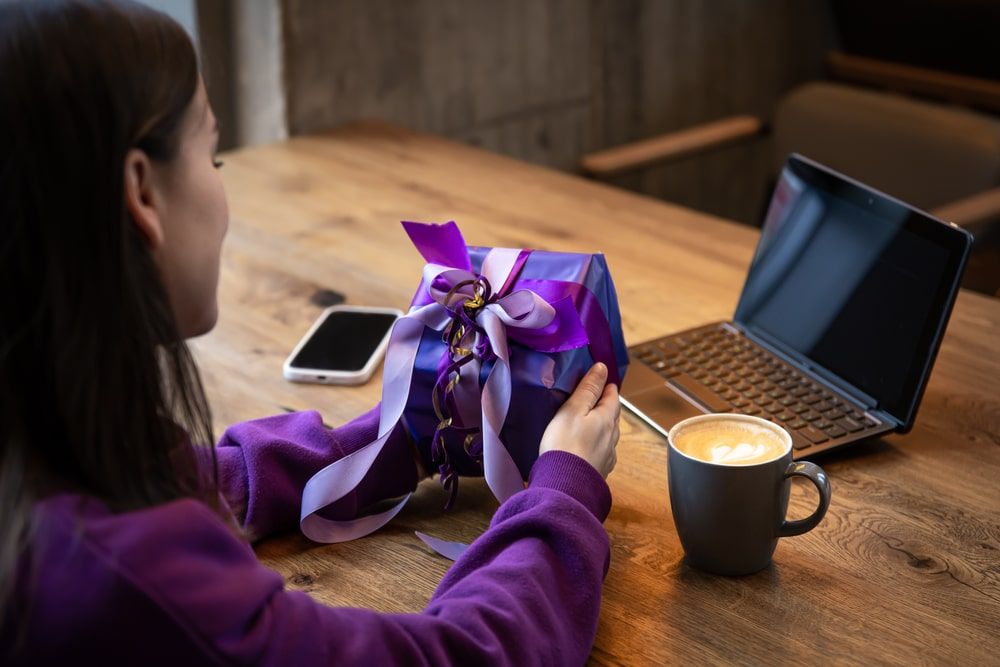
[733,154,973,433]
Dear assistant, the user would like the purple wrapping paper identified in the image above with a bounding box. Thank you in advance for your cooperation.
[404,243,629,483]
[299,221,628,546]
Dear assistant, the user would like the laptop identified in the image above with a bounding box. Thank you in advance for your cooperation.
[621,154,973,457]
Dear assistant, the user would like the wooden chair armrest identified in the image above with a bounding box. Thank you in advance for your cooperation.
[931,186,1000,232]
[581,115,763,177]
[826,51,1000,114]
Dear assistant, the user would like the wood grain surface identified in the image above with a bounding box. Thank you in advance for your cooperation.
[192,120,1000,665]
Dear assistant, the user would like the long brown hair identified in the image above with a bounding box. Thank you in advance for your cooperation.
[0,0,220,622]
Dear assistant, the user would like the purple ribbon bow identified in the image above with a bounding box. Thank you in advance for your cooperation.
[300,222,598,547]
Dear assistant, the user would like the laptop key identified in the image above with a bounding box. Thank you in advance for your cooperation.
[798,426,829,444]
[823,409,845,421]
[779,396,797,407]
[667,373,731,412]
[776,410,795,421]
[824,425,847,438]
[836,416,864,433]
[731,398,750,408]
[791,403,810,414]
[802,409,822,421]
[656,340,681,356]
[790,432,813,450]
[787,418,808,430]
[815,419,833,430]
[740,406,762,416]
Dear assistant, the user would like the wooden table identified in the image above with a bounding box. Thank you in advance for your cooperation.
[193,121,1000,665]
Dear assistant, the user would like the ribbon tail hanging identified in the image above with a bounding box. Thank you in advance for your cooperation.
[299,305,446,543]
[479,308,527,502]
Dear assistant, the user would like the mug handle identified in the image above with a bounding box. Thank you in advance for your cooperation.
[777,461,831,537]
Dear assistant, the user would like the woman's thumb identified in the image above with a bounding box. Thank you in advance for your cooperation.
[569,363,608,411]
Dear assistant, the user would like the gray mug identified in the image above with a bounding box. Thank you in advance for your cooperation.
[667,414,831,576]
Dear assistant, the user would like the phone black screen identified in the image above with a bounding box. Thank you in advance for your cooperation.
[289,311,398,372]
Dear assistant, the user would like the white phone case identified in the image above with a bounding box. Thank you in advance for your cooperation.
[282,305,402,385]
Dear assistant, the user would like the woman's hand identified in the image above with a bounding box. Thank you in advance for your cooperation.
[538,363,621,479]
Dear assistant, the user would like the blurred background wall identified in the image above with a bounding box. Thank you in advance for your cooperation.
[142,0,997,295]
[182,0,837,224]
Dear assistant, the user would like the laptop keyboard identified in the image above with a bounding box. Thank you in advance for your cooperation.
[631,324,883,450]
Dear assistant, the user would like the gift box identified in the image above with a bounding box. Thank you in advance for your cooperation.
[300,221,628,544]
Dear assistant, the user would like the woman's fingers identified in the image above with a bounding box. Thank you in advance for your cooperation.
[538,362,622,478]
[568,363,608,412]
[595,382,619,414]
[593,382,620,430]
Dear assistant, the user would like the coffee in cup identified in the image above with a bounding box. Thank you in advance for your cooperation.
[672,418,788,466]
[667,413,831,575]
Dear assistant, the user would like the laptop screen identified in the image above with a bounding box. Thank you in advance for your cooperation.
[734,155,971,429]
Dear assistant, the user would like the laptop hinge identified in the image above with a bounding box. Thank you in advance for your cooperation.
[730,323,888,417]
[870,408,901,430]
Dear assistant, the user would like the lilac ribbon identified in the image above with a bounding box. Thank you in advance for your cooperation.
[415,531,469,561]
[300,221,606,550]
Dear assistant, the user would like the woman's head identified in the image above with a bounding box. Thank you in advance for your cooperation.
[125,77,230,337]
[3,0,229,340]
[0,0,227,619]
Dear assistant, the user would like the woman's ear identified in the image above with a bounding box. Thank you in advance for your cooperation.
[123,148,165,250]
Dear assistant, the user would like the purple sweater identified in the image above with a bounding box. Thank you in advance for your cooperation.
[9,408,612,665]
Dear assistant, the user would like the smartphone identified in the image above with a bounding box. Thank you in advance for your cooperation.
[283,305,402,385]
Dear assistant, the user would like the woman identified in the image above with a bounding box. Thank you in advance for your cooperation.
[0,1,621,664]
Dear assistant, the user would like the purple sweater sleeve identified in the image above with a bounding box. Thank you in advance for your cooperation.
[278,452,611,665]
[205,410,612,663]
[142,451,611,665]
[214,406,418,541]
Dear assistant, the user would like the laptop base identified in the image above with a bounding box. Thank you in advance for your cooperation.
[620,322,894,459]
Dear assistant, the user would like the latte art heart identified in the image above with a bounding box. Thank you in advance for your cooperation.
[709,442,767,464]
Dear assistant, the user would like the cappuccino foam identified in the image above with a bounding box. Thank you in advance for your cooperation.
[672,418,788,465]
